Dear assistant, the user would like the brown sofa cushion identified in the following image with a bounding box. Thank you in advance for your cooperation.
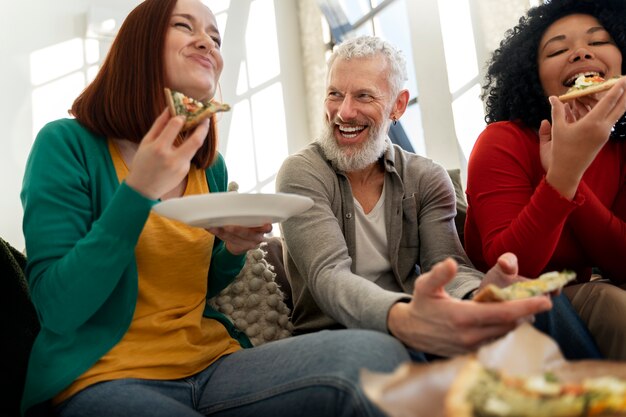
[208,240,293,345]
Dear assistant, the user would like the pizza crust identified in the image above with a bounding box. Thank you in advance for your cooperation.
[444,359,481,417]
[164,88,231,131]
[558,76,624,101]
[164,87,178,120]
[181,105,224,131]
[472,285,506,302]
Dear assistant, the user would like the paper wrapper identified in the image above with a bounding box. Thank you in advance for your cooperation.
[362,323,626,417]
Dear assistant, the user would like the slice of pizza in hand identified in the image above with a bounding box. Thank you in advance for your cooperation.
[473,270,576,303]
[445,359,626,417]
[164,88,231,131]
[558,73,625,102]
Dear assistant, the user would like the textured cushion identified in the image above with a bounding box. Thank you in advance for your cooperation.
[208,242,293,346]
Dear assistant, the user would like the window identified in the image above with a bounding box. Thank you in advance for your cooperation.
[29,4,132,143]
[318,0,426,155]
[317,0,535,175]
[205,0,295,195]
[30,38,100,141]
[438,0,485,161]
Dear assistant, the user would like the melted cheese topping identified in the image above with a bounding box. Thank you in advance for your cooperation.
[571,74,605,90]
[496,271,576,300]
[467,364,626,417]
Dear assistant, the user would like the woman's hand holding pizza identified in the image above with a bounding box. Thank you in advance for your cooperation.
[125,109,209,200]
[539,77,626,199]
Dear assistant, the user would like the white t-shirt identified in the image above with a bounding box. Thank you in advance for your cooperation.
[353,181,400,291]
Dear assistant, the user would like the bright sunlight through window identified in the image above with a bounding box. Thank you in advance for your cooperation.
[30,38,100,140]
[219,0,288,194]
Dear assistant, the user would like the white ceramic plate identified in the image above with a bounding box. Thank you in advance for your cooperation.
[153,192,314,228]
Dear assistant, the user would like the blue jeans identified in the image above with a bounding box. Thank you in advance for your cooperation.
[533,293,603,360]
[54,329,410,417]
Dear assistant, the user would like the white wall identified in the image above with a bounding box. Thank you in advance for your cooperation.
[0,0,308,250]
[0,0,139,250]
[2,1,82,249]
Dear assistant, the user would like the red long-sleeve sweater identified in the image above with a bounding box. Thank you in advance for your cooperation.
[464,121,626,283]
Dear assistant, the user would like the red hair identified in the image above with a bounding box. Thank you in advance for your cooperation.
[70,0,218,168]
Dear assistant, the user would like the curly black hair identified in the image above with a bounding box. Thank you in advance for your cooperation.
[482,0,626,139]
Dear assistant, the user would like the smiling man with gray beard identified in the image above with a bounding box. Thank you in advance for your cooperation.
[275,35,600,360]
[318,111,389,172]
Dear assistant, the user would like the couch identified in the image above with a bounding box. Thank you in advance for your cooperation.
[1,238,39,417]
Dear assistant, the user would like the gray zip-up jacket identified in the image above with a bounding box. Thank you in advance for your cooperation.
[276,139,482,334]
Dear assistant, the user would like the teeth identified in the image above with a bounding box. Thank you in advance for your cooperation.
[338,125,365,133]
[337,124,365,138]
[564,71,602,87]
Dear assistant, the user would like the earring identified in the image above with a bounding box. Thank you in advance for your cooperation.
[392,116,397,126]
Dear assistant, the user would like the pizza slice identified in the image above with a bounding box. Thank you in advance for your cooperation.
[473,270,576,303]
[445,359,626,417]
[164,88,231,131]
[558,73,624,102]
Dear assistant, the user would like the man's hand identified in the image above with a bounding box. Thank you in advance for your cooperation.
[386,256,552,357]
[207,224,272,255]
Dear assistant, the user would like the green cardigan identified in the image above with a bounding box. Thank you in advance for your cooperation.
[20,119,250,415]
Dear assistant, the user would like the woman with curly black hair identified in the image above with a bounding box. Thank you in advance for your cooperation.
[464,0,626,360]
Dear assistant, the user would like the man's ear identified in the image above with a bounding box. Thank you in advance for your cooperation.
[390,89,410,120]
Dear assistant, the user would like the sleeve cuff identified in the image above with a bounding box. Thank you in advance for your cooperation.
[383,294,413,334]
[541,176,586,207]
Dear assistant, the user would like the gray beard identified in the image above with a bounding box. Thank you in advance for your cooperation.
[318,120,389,172]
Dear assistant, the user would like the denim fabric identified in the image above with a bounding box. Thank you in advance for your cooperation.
[55,329,410,417]
[533,293,603,360]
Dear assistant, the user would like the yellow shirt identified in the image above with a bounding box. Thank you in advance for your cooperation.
[56,139,240,403]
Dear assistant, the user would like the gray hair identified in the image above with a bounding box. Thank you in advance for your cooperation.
[327,35,408,96]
